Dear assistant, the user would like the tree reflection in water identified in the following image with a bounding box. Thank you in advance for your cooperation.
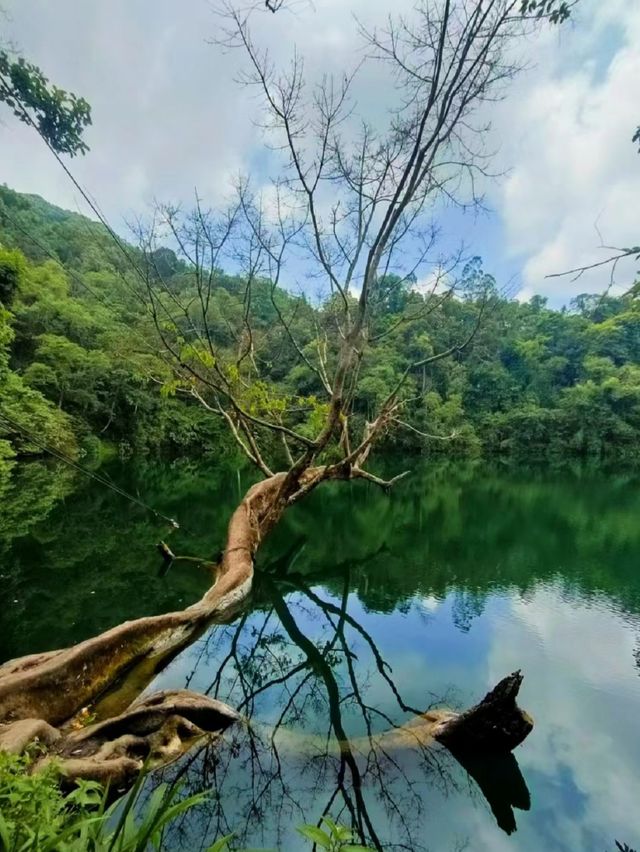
[5,459,640,849]
[156,541,531,851]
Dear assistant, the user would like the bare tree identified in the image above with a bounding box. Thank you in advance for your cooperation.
[124,0,576,574]
[0,0,569,789]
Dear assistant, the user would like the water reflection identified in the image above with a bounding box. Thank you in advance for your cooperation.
[3,459,640,850]
[153,561,533,850]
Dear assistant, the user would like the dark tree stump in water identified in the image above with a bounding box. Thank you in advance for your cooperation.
[434,670,533,753]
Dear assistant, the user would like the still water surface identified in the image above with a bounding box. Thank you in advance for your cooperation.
[1,459,639,851]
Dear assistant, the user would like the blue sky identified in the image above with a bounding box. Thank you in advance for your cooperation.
[0,0,638,307]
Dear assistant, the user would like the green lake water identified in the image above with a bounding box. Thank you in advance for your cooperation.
[2,458,640,851]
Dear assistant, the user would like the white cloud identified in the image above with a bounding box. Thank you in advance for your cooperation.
[493,0,640,303]
[0,0,414,233]
[0,0,302,220]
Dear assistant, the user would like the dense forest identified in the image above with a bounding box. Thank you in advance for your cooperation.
[1,182,639,481]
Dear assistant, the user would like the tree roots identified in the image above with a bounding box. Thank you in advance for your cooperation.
[0,690,239,788]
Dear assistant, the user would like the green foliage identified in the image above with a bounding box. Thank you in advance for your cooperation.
[0,751,368,852]
[0,436,15,476]
[0,50,91,156]
[0,189,236,461]
[0,247,26,304]
[297,817,373,850]
[0,751,209,851]
[1,185,640,466]
[0,298,78,459]
[0,752,80,850]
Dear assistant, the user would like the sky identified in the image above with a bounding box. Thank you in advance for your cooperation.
[0,0,638,306]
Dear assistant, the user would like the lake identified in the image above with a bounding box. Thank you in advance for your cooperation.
[1,457,640,851]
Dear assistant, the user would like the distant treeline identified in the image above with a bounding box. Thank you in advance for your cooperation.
[1,183,639,476]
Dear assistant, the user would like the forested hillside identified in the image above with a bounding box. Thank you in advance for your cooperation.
[0,185,234,472]
[1,182,639,478]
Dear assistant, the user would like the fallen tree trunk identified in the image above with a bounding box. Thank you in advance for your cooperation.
[0,463,385,727]
[0,465,534,789]
[431,670,533,752]
[0,471,289,726]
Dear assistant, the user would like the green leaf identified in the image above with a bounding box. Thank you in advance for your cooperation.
[206,834,235,852]
[320,816,338,834]
[0,811,12,851]
[297,824,332,848]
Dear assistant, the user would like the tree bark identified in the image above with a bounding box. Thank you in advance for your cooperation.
[432,670,533,752]
[0,690,240,788]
